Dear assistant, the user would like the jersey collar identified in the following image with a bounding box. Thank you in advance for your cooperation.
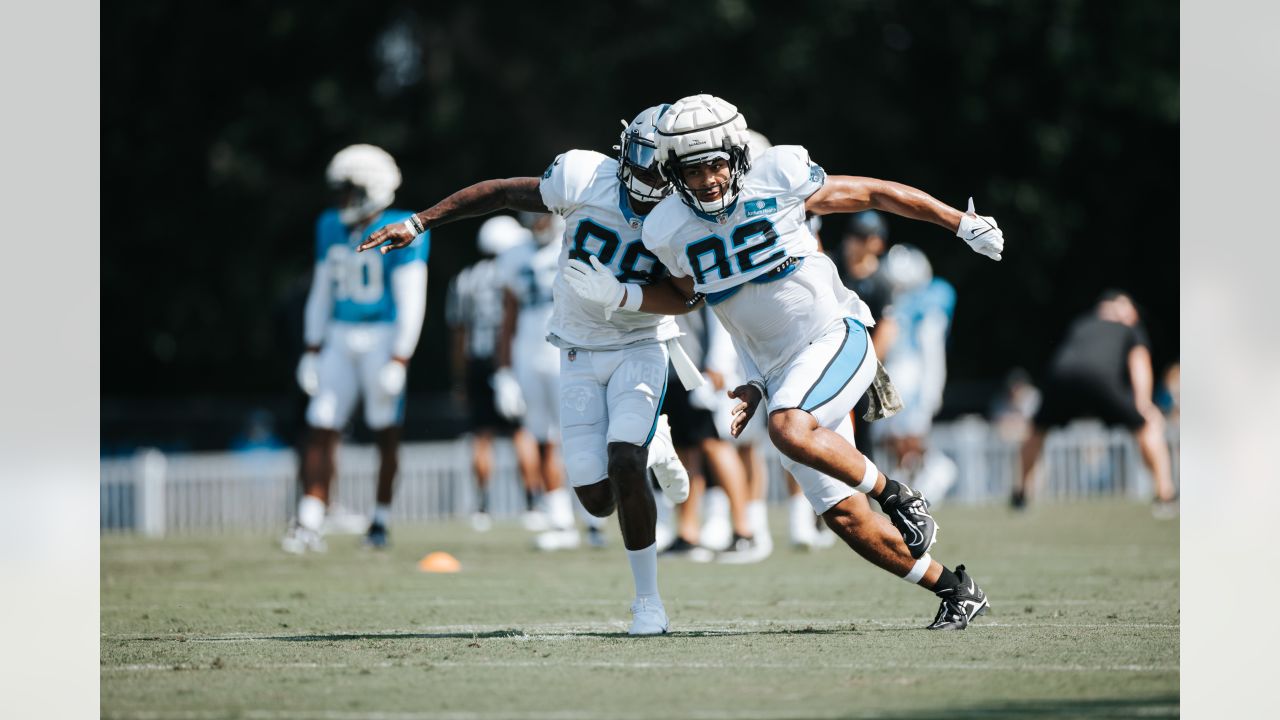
[617,184,644,230]
[689,198,738,225]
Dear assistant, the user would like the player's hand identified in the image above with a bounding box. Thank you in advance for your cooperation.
[727,383,763,438]
[378,358,408,395]
[955,197,1004,261]
[491,366,526,420]
[563,255,625,320]
[296,352,320,396]
[358,217,422,255]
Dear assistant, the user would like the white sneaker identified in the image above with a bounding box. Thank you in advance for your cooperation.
[521,509,551,532]
[812,522,838,549]
[648,415,690,503]
[321,504,368,535]
[717,535,771,565]
[628,597,669,636]
[534,527,581,551]
[470,512,493,533]
[281,524,327,554]
[789,494,818,549]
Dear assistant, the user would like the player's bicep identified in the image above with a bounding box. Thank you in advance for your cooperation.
[804,175,876,216]
[499,177,550,213]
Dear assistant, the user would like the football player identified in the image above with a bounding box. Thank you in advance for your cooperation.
[444,215,545,532]
[358,106,693,636]
[284,144,428,553]
[567,94,1003,630]
[494,212,598,550]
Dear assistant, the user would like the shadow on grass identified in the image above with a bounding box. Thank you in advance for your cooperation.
[881,694,1178,719]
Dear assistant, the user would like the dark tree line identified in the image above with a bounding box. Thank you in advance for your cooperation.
[103,1,1177,423]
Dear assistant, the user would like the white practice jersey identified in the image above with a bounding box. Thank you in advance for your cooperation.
[643,145,872,381]
[496,237,561,354]
[445,258,505,360]
[539,150,681,350]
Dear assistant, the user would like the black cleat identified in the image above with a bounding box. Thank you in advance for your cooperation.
[364,522,389,549]
[926,564,990,630]
[880,485,938,559]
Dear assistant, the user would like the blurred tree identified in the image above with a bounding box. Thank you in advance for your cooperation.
[103,0,1177,430]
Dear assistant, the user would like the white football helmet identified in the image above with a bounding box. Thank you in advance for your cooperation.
[517,211,567,247]
[882,244,933,294]
[745,129,772,158]
[326,144,402,225]
[655,94,752,217]
[477,215,531,256]
[615,104,673,204]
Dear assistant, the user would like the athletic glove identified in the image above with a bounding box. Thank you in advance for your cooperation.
[296,352,320,396]
[564,255,626,320]
[491,366,526,421]
[955,197,1004,261]
[378,360,407,396]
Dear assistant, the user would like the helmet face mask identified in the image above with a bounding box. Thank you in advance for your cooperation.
[325,144,402,226]
[654,95,752,218]
[616,104,673,205]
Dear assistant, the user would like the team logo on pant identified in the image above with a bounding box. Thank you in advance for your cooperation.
[563,385,593,414]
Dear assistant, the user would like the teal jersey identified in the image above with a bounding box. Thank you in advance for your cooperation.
[314,209,429,323]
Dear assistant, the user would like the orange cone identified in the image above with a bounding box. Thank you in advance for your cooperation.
[418,551,461,573]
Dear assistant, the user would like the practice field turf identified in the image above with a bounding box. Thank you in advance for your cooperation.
[101,500,1178,719]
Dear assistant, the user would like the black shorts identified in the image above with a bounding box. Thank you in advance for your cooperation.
[660,364,719,447]
[1034,374,1145,431]
[466,358,520,434]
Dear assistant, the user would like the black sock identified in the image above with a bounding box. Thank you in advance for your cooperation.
[478,491,489,514]
[873,477,906,504]
[932,566,960,595]
[524,489,535,510]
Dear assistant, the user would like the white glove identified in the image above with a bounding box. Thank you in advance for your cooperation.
[955,197,1004,261]
[564,255,625,319]
[378,360,407,396]
[491,366,526,420]
[296,352,320,396]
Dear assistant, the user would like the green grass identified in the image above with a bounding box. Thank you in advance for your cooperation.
[101,500,1178,719]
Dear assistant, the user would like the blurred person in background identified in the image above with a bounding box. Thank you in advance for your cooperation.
[989,368,1042,443]
[284,144,428,553]
[359,105,694,636]
[870,244,959,503]
[445,215,544,532]
[1155,361,1180,425]
[602,94,1005,629]
[1014,290,1177,514]
[496,211,608,550]
[660,303,767,564]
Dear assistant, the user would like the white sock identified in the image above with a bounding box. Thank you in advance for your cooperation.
[747,499,769,538]
[372,504,391,527]
[626,542,660,600]
[297,495,326,531]
[545,487,575,530]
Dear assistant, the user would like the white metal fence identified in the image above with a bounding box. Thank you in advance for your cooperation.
[100,419,1178,536]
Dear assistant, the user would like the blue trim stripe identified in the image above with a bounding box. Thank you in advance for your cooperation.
[799,318,870,413]
[705,285,742,305]
[643,367,671,447]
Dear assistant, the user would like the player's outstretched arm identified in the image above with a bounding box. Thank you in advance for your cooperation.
[806,176,1003,261]
[358,177,549,255]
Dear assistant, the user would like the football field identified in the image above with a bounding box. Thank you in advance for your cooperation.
[101,500,1178,719]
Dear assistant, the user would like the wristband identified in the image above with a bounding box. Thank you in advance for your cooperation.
[747,379,767,400]
[620,283,644,312]
[403,215,426,236]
